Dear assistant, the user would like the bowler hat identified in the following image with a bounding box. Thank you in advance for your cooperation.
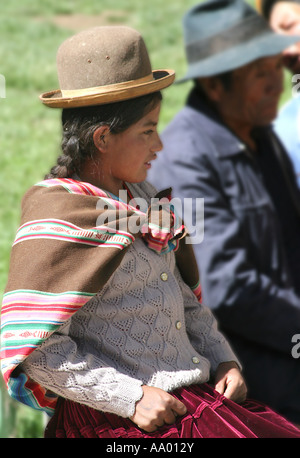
[40,26,175,108]
[179,0,300,81]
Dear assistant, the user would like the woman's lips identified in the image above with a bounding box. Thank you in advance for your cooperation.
[145,154,157,168]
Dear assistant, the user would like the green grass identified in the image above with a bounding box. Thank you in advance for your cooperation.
[0,0,293,438]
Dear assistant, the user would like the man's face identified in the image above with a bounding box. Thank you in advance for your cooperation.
[216,55,284,131]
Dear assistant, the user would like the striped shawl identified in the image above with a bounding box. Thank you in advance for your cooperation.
[0,178,200,415]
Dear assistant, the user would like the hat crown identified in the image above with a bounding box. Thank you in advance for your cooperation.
[40,25,175,108]
[56,26,152,91]
[183,0,260,45]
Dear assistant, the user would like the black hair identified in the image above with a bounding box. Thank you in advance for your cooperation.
[260,0,278,19]
[215,71,233,91]
[45,91,162,179]
[194,69,233,92]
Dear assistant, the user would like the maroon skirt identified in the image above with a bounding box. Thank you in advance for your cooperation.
[45,383,300,438]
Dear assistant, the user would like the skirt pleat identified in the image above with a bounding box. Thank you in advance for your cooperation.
[45,383,300,438]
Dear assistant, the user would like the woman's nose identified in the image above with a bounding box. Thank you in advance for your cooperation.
[152,133,163,153]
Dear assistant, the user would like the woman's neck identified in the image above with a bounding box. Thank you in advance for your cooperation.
[79,160,124,197]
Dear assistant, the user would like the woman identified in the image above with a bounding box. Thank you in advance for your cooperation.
[1,25,299,438]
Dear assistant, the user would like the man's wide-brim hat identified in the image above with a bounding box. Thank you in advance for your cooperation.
[179,0,300,82]
[40,26,175,108]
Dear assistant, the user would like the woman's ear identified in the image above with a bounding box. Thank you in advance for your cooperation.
[93,125,111,153]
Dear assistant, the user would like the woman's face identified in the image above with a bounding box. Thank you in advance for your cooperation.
[98,101,162,195]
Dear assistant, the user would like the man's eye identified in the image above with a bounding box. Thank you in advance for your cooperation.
[256,72,267,78]
[144,130,154,135]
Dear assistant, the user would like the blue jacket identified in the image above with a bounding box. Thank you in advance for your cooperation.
[149,88,300,421]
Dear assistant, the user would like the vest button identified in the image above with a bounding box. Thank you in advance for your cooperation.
[160,272,168,282]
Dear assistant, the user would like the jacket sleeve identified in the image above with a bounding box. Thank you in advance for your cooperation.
[159,128,300,357]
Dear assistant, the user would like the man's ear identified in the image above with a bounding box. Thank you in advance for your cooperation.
[198,77,224,103]
[93,125,111,153]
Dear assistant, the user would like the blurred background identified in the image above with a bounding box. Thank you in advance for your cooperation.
[0,0,292,438]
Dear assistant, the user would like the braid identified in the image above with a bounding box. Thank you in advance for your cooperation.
[44,153,75,179]
[44,117,94,180]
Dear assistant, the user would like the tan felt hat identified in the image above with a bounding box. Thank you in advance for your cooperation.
[40,25,175,108]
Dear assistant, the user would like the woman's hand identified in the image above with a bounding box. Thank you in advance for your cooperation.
[214,361,247,403]
[130,385,187,432]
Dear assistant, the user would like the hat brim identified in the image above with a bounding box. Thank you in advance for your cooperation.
[40,69,175,108]
[177,32,300,82]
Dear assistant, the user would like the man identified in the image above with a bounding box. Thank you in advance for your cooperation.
[257,0,300,186]
[149,0,300,425]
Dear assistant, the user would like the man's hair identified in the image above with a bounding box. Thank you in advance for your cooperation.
[215,71,234,91]
[193,70,234,110]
